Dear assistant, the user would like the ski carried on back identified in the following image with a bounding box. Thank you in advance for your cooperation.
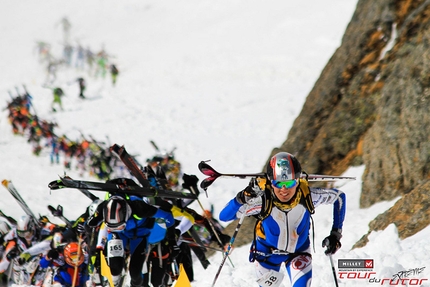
[77,186,99,201]
[48,176,197,200]
[56,173,100,201]
[1,180,39,226]
[110,144,152,188]
[198,161,356,189]
[0,209,17,226]
[111,143,214,269]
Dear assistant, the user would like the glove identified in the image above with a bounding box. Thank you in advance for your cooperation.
[322,229,342,255]
[18,252,31,265]
[76,222,86,234]
[236,178,263,204]
[47,249,60,260]
[6,247,19,261]
[182,174,199,191]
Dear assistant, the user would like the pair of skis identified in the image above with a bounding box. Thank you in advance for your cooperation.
[48,144,196,200]
[198,161,356,190]
[1,180,39,227]
[110,144,217,270]
[2,178,93,230]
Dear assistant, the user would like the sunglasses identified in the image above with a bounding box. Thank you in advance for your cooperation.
[271,179,298,189]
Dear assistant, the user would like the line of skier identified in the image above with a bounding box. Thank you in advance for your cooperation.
[36,17,119,86]
[0,161,231,287]
[4,87,139,181]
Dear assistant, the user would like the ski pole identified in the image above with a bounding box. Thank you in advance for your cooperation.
[329,254,339,287]
[72,235,83,287]
[7,258,14,286]
[189,185,228,247]
[150,140,160,152]
[179,239,224,253]
[211,206,248,287]
[188,185,235,267]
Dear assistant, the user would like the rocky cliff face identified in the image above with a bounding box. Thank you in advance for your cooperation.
[212,0,430,254]
[271,0,430,243]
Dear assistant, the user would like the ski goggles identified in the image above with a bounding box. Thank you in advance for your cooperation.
[17,229,33,238]
[106,222,126,232]
[271,179,298,189]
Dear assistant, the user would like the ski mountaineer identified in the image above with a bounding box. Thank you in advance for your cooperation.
[219,152,346,287]
[0,215,46,285]
[0,219,12,260]
[39,241,89,287]
[142,166,197,286]
[87,193,175,287]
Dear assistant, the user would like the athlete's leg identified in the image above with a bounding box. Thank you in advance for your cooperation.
[285,254,312,287]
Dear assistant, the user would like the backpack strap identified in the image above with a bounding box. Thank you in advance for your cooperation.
[255,184,273,221]
[298,179,315,214]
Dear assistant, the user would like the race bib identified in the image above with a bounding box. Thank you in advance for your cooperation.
[107,239,124,258]
[256,269,284,287]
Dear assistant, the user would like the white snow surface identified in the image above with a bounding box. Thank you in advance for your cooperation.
[0,1,429,286]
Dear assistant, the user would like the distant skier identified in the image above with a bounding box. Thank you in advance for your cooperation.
[63,44,73,66]
[110,64,119,86]
[57,17,71,45]
[77,77,86,99]
[95,49,108,78]
[47,135,60,164]
[51,87,64,112]
[75,43,86,69]
[85,46,95,73]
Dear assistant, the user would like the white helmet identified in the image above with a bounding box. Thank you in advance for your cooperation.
[0,220,11,235]
[89,199,103,217]
[17,215,35,239]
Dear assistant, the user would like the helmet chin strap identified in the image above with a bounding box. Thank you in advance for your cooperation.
[125,202,132,220]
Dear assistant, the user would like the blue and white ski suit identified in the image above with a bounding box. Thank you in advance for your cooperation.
[219,183,346,287]
[92,195,175,287]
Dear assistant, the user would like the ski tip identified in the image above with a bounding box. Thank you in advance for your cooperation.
[1,179,9,186]
[48,180,63,190]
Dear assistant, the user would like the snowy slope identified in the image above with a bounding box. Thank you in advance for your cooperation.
[1,1,429,286]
